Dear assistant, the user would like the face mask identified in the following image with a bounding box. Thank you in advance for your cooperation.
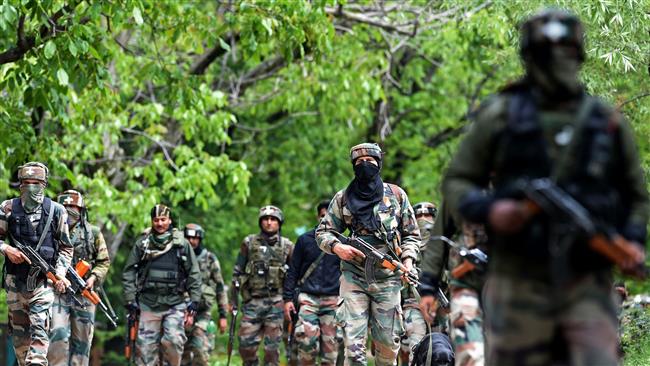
[20,183,45,212]
[528,46,582,98]
[193,244,203,256]
[353,161,380,183]
[66,208,81,225]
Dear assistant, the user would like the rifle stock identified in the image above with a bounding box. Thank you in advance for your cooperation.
[451,260,476,279]
[227,280,240,366]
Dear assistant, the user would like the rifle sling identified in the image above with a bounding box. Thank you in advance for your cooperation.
[297,252,326,287]
[35,203,55,252]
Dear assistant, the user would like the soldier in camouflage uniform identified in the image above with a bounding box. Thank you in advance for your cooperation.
[181,223,228,366]
[122,204,202,366]
[233,205,294,366]
[316,143,420,366]
[48,190,111,366]
[420,200,487,366]
[442,9,649,365]
[283,200,342,365]
[0,162,74,366]
[401,202,438,364]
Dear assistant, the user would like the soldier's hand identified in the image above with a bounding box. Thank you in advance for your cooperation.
[488,199,529,234]
[419,295,439,325]
[84,275,96,290]
[54,277,70,293]
[219,318,227,333]
[4,247,31,265]
[333,243,365,262]
[284,301,296,321]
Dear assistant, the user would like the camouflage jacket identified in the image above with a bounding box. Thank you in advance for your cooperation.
[195,248,228,318]
[316,183,420,280]
[0,198,73,279]
[69,222,110,284]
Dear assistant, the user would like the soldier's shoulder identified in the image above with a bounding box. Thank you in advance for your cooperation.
[89,224,102,236]
[588,95,624,125]
[281,236,293,246]
[50,200,66,214]
[0,199,14,213]
[473,93,509,123]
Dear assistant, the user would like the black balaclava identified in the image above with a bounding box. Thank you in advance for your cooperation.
[193,243,203,256]
[345,159,383,231]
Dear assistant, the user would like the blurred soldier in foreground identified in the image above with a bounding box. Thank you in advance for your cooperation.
[0,162,73,366]
[283,200,341,365]
[48,190,110,366]
[122,204,201,366]
[233,205,293,366]
[316,143,420,365]
[441,9,648,365]
[181,223,228,366]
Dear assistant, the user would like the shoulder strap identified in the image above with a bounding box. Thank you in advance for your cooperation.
[387,183,403,205]
[297,252,326,286]
[35,199,55,251]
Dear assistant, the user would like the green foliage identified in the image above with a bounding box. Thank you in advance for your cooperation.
[622,306,650,365]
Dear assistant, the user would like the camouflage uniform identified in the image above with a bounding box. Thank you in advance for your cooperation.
[48,190,111,366]
[442,10,649,366]
[0,163,74,366]
[122,207,202,366]
[317,143,420,366]
[181,225,228,366]
[233,206,293,366]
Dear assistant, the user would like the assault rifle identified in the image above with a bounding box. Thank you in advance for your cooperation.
[435,287,450,309]
[66,260,118,328]
[331,231,420,286]
[287,307,298,366]
[124,306,139,364]
[432,236,488,279]
[522,178,647,278]
[9,235,83,307]
[227,279,240,366]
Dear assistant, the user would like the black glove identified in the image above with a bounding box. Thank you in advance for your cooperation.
[125,302,139,314]
[187,301,199,314]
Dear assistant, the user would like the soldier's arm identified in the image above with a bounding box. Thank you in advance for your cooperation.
[211,256,228,319]
[121,242,142,303]
[420,201,454,294]
[185,241,202,304]
[0,200,11,254]
[54,204,73,278]
[90,227,111,283]
[316,192,347,254]
[283,235,304,302]
[443,96,507,222]
[398,189,420,262]
[232,238,249,279]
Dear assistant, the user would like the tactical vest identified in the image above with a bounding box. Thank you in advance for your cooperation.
[140,231,188,293]
[242,234,290,298]
[71,223,97,266]
[6,198,57,279]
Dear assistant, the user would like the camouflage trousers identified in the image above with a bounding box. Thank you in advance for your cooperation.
[450,287,484,366]
[137,302,188,366]
[239,294,284,366]
[400,298,427,364]
[294,292,340,365]
[181,311,213,366]
[6,274,56,366]
[337,271,404,366]
[483,272,619,366]
[48,293,96,366]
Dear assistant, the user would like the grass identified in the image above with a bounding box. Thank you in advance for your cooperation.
[622,305,650,366]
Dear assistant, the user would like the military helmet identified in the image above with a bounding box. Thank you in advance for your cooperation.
[413,202,437,218]
[350,143,383,163]
[184,223,205,239]
[259,205,284,225]
[17,162,49,183]
[520,8,585,62]
[57,190,85,208]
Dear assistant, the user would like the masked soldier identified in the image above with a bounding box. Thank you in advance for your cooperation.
[48,190,111,366]
[122,204,202,366]
[442,9,648,365]
[283,200,342,365]
[233,205,294,366]
[0,162,73,366]
[181,223,228,366]
[316,143,420,365]
[401,201,438,364]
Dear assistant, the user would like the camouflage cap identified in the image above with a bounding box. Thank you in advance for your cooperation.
[259,205,284,224]
[151,204,171,219]
[350,143,383,163]
[520,8,585,62]
[184,223,205,239]
[17,162,48,183]
[57,190,85,208]
[413,202,437,218]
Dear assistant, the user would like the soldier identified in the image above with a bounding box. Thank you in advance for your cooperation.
[316,143,420,365]
[401,201,438,364]
[420,200,487,366]
[181,223,228,366]
[0,162,73,366]
[233,205,294,366]
[283,200,341,365]
[48,190,111,366]
[122,204,202,366]
[441,9,648,365]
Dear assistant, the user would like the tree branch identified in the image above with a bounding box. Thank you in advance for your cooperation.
[618,92,650,109]
[120,127,179,171]
[189,32,239,75]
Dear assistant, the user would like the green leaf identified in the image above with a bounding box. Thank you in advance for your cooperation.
[133,7,143,25]
[44,41,56,59]
[219,38,231,52]
[68,41,78,57]
[56,69,69,86]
